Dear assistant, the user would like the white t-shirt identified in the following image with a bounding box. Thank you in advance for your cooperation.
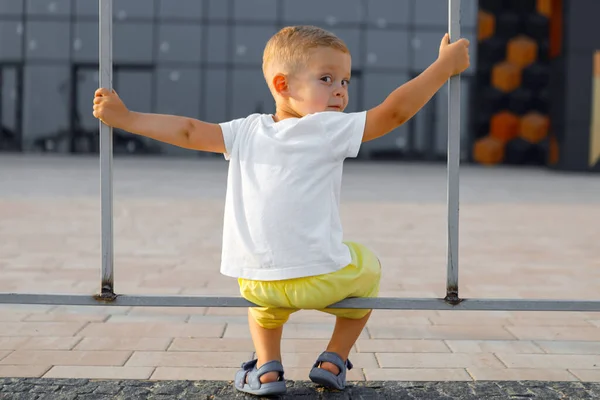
[218,111,367,281]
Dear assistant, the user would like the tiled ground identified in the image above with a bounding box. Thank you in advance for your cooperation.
[0,155,599,383]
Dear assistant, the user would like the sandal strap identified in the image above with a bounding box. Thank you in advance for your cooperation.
[314,351,353,371]
[243,359,285,391]
[235,360,255,389]
[240,359,258,370]
[255,360,284,376]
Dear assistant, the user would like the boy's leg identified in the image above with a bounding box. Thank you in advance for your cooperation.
[247,308,284,383]
[315,242,380,375]
[239,278,297,384]
[318,311,372,375]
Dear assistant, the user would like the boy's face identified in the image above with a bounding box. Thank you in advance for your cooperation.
[287,47,351,116]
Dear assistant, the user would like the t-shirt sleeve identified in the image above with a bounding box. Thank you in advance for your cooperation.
[319,111,367,160]
[218,116,251,160]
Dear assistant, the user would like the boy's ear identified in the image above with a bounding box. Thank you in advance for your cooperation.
[272,74,290,97]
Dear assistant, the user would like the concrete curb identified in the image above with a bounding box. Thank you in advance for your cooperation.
[1,378,599,399]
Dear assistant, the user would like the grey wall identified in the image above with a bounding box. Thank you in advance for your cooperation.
[0,0,478,159]
[550,0,600,171]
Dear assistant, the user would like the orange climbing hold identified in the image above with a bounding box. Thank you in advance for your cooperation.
[473,136,504,165]
[548,135,559,165]
[490,111,520,142]
[478,11,495,41]
[520,112,550,143]
[507,35,538,68]
[492,62,522,93]
[537,0,552,17]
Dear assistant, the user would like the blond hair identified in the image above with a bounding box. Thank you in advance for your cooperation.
[262,25,349,88]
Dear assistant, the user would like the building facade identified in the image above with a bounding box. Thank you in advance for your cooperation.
[0,0,478,159]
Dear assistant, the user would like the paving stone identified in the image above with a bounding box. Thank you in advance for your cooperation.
[2,157,600,390]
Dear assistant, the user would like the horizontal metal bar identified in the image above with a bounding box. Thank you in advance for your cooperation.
[1,293,599,311]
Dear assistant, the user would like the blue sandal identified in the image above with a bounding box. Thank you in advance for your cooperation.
[308,351,353,390]
[234,359,287,396]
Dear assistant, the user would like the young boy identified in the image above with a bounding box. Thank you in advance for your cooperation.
[93,25,469,396]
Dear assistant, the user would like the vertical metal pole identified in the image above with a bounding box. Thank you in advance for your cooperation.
[445,0,461,304]
[99,0,114,297]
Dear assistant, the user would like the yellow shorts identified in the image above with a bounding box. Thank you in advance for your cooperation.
[238,241,381,329]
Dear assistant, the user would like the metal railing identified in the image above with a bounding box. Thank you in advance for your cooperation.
[1,0,599,313]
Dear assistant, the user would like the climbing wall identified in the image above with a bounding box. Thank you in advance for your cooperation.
[472,0,558,166]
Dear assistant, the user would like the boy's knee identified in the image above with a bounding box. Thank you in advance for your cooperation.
[256,319,287,330]
[250,307,290,329]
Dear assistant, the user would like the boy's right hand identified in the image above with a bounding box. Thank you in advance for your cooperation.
[438,33,470,76]
[93,88,131,130]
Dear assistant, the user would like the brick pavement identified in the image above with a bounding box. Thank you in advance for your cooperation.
[0,155,599,384]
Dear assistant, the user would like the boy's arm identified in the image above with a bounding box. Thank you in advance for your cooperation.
[363,34,470,143]
[121,112,225,153]
[93,88,226,153]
